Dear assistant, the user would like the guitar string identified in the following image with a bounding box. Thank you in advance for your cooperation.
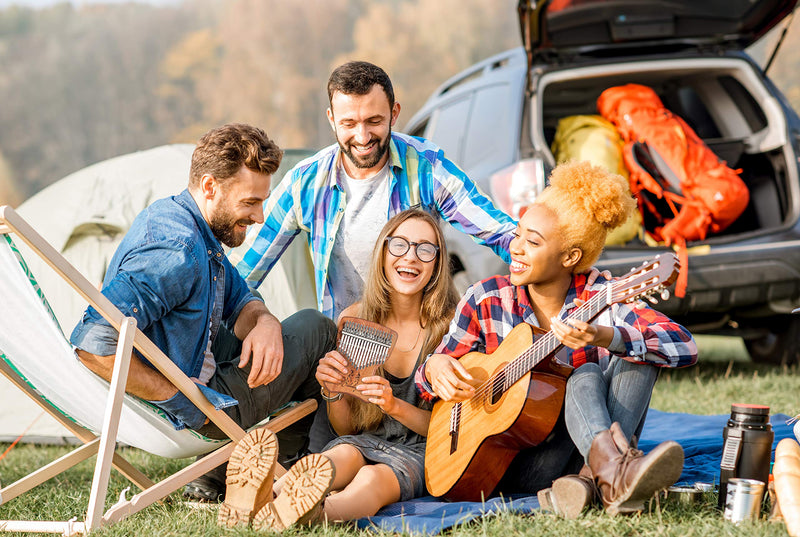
[453,274,662,425]
[456,291,605,418]
[449,272,659,425]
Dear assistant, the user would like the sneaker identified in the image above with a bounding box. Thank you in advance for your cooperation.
[183,474,225,503]
[218,428,279,528]
[252,453,335,531]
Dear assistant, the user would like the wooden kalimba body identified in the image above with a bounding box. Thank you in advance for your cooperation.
[332,317,397,400]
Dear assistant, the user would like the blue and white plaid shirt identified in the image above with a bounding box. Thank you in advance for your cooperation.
[228,132,516,318]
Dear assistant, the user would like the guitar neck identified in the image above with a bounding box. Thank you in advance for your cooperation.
[503,290,609,389]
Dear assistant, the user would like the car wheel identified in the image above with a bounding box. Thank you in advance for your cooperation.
[744,316,800,365]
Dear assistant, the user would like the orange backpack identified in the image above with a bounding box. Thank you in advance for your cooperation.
[597,84,750,296]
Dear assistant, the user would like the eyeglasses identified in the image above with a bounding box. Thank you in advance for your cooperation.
[385,236,439,263]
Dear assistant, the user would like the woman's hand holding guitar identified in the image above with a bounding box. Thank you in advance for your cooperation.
[550,298,614,350]
[425,353,476,402]
[550,317,613,350]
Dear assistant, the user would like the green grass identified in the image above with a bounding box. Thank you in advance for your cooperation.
[1,336,797,536]
[651,335,798,415]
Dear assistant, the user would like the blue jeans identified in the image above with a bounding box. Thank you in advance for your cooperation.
[565,357,658,460]
[496,357,658,494]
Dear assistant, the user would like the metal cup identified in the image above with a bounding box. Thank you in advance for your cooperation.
[694,482,714,493]
[723,478,765,523]
[666,486,702,504]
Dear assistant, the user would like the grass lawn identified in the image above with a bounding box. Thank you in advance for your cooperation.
[0,336,797,536]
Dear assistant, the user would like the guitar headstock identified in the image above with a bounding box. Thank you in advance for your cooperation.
[609,253,680,306]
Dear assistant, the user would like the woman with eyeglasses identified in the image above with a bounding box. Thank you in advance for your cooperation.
[255,209,460,529]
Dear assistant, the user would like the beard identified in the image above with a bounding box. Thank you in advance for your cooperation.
[338,128,391,170]
[209,203,254,248]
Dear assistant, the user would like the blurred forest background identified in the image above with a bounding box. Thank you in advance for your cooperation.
[0,0,798,207]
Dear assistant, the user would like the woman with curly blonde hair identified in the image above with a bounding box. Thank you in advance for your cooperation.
[419,160,698,518]
[253,208,459,529]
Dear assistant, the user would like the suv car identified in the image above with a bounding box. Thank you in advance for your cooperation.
[404,0,800,364]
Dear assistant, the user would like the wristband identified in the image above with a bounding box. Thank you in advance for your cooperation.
[320,386,343,402]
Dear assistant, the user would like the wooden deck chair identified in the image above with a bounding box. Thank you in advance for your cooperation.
[0,205,316,535]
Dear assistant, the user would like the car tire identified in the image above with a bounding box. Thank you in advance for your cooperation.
[744,316,800,365]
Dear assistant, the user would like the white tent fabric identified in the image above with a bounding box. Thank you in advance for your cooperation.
[1,145,317,444]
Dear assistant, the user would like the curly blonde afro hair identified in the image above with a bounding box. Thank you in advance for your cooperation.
[533,160,636,273]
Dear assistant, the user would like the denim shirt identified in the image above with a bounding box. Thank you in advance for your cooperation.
[70,189,259,430]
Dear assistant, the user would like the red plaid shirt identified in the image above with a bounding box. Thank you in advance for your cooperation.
[415,273,697,401]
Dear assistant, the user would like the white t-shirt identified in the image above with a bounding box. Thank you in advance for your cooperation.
[328,160,391,318]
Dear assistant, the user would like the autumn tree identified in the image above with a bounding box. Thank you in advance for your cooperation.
[179,0,361,150]
[338,0,519,128]
[0,3,207,199]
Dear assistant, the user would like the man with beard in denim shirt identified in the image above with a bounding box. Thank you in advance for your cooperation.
[70,123,337,502]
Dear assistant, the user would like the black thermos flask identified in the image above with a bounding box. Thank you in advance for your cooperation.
[717,403,774,510]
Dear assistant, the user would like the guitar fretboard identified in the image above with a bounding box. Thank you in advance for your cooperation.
[499,290,607,393]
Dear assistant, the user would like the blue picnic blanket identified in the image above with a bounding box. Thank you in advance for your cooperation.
[355,410,797,534]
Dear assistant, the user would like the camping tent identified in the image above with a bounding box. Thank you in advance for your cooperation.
[0,144,317,444]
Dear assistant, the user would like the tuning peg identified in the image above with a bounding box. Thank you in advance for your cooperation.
[634,300,646,309]
[646,295,659,304]
[660,289,670,301]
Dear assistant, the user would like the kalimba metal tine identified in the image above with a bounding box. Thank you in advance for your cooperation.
[331,317,398,401]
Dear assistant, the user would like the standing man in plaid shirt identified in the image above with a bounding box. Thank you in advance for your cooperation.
[227,61,516,322]
[417,161,697,518]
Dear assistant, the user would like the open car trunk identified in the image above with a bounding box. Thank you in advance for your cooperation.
[533,54,798,246]
[519,0,798,62]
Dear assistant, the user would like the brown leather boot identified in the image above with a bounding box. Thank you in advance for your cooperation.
[539,465,596,519]
[545,464,598,519]
[589,422,684,515]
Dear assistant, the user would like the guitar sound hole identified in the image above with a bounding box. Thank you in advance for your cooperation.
[491,371,505,404]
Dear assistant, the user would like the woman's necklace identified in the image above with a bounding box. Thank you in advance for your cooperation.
[397,323,424,353]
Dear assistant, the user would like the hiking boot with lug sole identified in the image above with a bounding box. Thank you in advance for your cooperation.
[218,428,278,527]
[252,453,335,531]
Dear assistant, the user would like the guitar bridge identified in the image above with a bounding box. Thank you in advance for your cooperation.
[449,403,461,454]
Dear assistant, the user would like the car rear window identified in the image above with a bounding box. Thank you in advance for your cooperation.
[461,84,515,171]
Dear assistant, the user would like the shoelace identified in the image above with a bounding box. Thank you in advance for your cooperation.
[611,447,644,494]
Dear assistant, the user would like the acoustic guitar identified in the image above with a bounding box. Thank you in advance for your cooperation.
[424,253,680,500]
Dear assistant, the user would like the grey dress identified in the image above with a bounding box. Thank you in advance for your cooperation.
[323,367,431,501]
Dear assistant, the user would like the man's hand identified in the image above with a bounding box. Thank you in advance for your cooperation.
[425,353,476,402]
[239,313,283,388]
